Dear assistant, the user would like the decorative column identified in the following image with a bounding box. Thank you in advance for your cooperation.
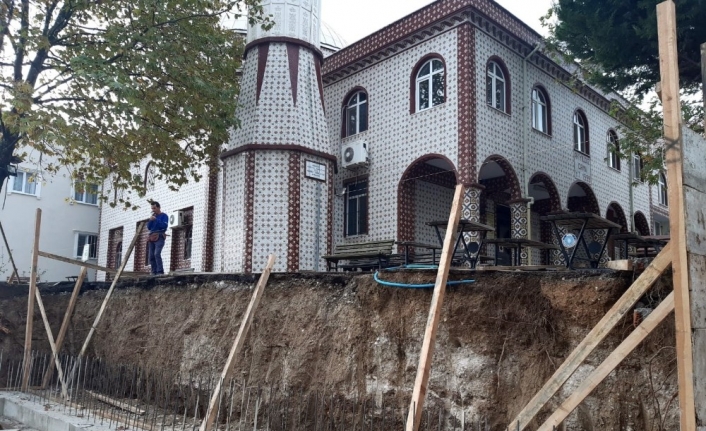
[462,185,484,264]
[509,198,531,265]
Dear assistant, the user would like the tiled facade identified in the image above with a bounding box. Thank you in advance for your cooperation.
[97,0,662,277]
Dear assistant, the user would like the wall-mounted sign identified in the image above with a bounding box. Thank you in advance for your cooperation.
[305,160,327,182]
[574,151,592,184]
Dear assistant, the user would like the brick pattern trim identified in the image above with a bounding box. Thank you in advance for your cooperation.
[634,211,650,236]
[287,153,302,272]
[567,182,600,214]
[286,43,300,106]
[221,144,336,163]
[606,202,628,233]
[478,155,521,200]
[244,152,256,273]
[529,172,561,212]
[203,158,218,272]
[457,23,476,184]
[245,37,324,62]
[315,58,325,113]
[256,44,270,104]
[327,162,333,255]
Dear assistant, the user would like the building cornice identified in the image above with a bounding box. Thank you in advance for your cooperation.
[221,144,337,165]
[245,37,325,61]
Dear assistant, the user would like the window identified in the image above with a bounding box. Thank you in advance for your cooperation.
[344,91,368,137]
[115,242,123,269]
[415,58,445,112]
[531,87,549,134]
[654,221,670,236]
[573,110,589,154]
[345,181,368,236]
[145,162,156,192]
[11,170,40,196]
[486,61,507,112]
[658,172,668,206]
[75,233,98,260]
[607,131,620,170]
[632,154,643,182]
[184,226,193,260]
[74,182,98,205]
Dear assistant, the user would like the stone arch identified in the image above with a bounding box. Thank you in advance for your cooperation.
[567,181,600,214]
[478,155,522,200]
[634,211,650,236]
[397,154,458,244]
[528,172,561,213]
[606,202,629,233]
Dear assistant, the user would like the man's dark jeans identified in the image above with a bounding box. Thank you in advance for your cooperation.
[148,236,165,275]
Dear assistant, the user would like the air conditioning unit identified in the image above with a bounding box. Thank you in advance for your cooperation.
[169,210,184,228]
[341,140,369,169]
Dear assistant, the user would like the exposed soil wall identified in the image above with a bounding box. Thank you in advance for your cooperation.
[0,269,677,430]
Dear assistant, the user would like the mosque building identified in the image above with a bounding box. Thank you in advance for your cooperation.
[97,0,668,276]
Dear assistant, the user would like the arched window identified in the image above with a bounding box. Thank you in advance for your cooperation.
[343,91,368,137]
[607,130,620,170]
[414,57,445,112]
[659,172,668,206]
[573,110,589,154]
[486,60,508,112]
[531,86,550,134]
[144,162,156,192]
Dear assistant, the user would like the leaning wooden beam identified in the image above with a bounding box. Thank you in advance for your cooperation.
[405,183,464,431]
[657,2,697,429]
[200,254,276,431]
[41,267,87,389]
[508,242,672,431]
[68,222,145,383]
[33,287,70,398]
[0,221,20,283]
[21,209,42,391]
[88,390,146,415]
[37,250,145,276]
[537,292,675,431]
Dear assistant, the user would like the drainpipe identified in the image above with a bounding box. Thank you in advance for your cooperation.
[522,43,540,254]
[629,152,635,232]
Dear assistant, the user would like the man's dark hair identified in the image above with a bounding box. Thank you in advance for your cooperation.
[151,201,161,208]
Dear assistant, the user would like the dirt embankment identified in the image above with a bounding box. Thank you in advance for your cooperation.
[0,270,677,430]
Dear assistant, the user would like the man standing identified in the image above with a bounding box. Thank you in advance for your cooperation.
[147,201,169,275]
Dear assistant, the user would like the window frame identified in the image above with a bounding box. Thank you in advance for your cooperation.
[573,110,589,155]
[410,55,446,113]
[344,179,369,237]
[531,85,551,135]
[486,58,510,113]
[607,130,621,171]
[75,232,98,260]
[73,181,99,205]
[632,154,644,183]
[342,88,369,138]
[658,172,668,206]
[183,225,193,260]
[10,169,41,197]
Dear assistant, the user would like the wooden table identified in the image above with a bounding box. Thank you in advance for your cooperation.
[426,219,495,268]
[540,212,621,269]
[395,241,442,265]
[612,233,669,258]
[484,238,559,267]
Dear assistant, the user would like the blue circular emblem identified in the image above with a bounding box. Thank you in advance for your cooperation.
[562,233,578,248]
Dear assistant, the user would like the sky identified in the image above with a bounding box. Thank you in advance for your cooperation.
[321,0,555,45]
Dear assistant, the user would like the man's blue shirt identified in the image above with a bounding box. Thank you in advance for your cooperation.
[147,213,169,233]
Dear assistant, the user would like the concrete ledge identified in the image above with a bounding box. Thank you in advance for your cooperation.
[0,392,113,431]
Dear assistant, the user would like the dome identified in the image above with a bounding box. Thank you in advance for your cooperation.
[223,14,347,52]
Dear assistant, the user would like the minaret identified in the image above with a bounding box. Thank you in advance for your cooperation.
[219,0,333,273]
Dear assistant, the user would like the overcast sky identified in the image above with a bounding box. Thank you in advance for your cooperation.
[321,0,554,44]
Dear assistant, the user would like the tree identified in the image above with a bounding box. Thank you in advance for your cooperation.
[545,0,706,97]
[0,0,270,207]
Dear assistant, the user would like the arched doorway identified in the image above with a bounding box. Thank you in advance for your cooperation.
[528,172,561,264]
[397,155,458,247]
[634,211,650,236]
[606,202,628,259]
[567,182,600,214]
[478,155,522,265]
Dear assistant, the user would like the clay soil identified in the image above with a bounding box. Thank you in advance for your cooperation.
[0,269,678,430]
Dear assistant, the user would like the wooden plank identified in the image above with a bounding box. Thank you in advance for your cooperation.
[477,265,565,272]
[0,221,20,284]
[405,183,464,431]
[88,390,146,415]
[41,267,87,389]
[657,2,697,430]
[537,292,675,431]
[33,287,69,398]
[37,250,145,276]
[21,209,41,391]
[68,222,146,384]
[507,242,672,431]
[200,254,276,431]
[606,260,634,271]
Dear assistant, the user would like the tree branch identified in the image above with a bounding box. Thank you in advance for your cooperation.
[12,0,28,81]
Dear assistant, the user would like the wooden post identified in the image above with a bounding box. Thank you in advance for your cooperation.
[405,183,464,431]
[200,254,276,431]
[657,2,697,429]
[68,222,145,383]
[37,250,143,275]
[33,287,69,398]
[0,221,20,283]
[537,292,675,431]
[42,266,87,388]
[21,209,41,391]
[508,243,672,430]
